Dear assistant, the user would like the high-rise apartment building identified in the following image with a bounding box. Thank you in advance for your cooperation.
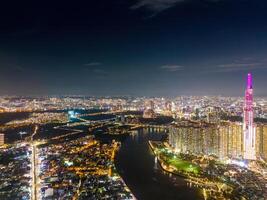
[0,133,4,145]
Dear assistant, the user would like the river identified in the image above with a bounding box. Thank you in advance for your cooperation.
[115,128,204,200]
[2,110,205,199]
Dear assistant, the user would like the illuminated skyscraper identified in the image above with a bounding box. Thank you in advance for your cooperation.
[243,73,256,160]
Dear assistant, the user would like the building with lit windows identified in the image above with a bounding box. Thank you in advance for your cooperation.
[0,133,4,145]
[257,125,267,161]
[169,121,267,162]
[169,121,243,160]
[168,74,267,162]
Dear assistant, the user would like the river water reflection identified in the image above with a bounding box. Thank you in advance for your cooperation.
[115,128,204,200]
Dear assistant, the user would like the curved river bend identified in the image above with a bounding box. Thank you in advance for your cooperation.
[115,128,204,200]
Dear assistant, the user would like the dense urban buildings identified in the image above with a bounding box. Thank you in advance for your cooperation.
[0,74,266,199]
[169,121,267,161]
[166,75,267,198]
[0,91,265,199]
[169,74,267,162]
[1,0,267,199]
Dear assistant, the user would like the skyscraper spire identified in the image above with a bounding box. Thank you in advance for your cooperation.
[243,73,256,160]
[247,73,253,89]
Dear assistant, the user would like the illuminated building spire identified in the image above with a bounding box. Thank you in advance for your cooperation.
[247,73,252,89]
[243,73,256,160]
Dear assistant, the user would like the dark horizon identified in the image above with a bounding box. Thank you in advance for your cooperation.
[1,0,267,96]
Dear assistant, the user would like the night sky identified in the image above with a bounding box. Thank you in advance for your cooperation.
[0,0,267,96]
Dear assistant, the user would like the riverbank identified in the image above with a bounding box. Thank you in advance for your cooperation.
[148,140,236,200]
[148,140,200,178]
[115,128,204,200]
[111,141,137,200]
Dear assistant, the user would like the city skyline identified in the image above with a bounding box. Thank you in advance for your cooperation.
[1,1,267,199]
[0,77,266,199]
[1,1,267,96]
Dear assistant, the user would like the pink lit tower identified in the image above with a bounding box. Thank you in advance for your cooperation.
[243,73,256,160]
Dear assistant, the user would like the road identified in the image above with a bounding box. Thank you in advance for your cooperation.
[31,125,38,200]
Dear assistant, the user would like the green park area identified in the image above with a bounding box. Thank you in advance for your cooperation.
[152,142,200,175]
[166,156,200,174]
